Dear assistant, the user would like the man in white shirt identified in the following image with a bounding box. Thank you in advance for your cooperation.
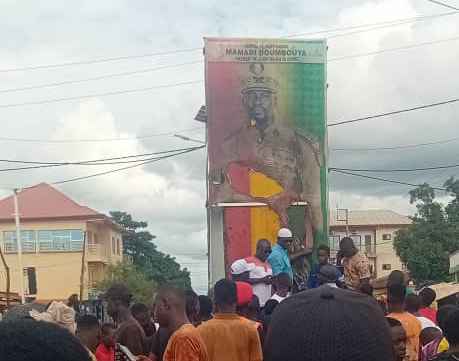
[230,239,273,307]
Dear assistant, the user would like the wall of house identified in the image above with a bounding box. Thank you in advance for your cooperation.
[0,219,122,301]
[374,226,406,278]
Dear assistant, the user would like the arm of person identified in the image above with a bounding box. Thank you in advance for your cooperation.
[239,271,272,285]
[248,327,263,361]
[289,248,312,261]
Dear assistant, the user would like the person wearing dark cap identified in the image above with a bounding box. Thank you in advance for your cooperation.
[387,284,422,361]
[317,264,342,288]
[105,283,147,357]
[338,236,371,292]
[198,279,262,361]
[265,287,394,361]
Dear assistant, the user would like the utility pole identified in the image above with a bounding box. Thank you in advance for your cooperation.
[13,189,25,304]
[0,246,10,308]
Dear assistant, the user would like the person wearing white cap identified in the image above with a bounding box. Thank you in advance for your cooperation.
[268,228,309,281]
[230,239,273,307]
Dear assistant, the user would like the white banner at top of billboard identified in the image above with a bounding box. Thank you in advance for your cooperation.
[205,37,327,64]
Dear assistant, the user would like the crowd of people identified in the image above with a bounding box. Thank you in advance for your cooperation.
[0,229,458,361]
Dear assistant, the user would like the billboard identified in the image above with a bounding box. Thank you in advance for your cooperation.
[205,38,328,260]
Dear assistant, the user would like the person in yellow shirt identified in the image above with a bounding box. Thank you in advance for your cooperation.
[198,279,263,361]
[387,284,422,361]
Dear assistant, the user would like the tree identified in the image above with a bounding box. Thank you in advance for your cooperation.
[96,262,156,305]
[110,211,191,289]
[394,181,459,283]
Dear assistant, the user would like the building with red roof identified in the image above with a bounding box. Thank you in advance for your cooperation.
[0,183,122,302]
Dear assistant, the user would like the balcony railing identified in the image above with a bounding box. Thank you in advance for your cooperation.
[86,244,111,263]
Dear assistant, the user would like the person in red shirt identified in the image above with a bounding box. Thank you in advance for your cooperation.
[96,323,116,361]
[419,288,438,325]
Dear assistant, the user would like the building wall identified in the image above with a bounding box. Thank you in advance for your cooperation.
[0,219,122,301]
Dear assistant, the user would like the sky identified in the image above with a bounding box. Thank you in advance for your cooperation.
[0,0,458,294]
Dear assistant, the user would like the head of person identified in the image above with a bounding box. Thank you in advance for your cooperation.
[75,315,101,353]
[419,287,436,308]
[185,289,200,326]
[437,305,458,331]
[198,295,213,322]
[246,295,261,321]
[242,63,277,131]
[317,264,340,286]
[263,299,279,316]
[235,281,254,316]
[387,317,407,361]
[404,294,422,314]
[154,286,187,329]
[255,239,272,262]
[317,245,330,266]
[100,323,116,348]
[265,287,394,361]
[230,259,253,282]
[67,294,79,309]
[0,319,92,361]
[104,283,132,320]
[277,228,293,250]
[443,307,459,347]
[213,279,237,313]
[387,270,407,288]
[131,303,155,335]
[274,273,291,296]
[339,236,357,258]
[387,284,406,313]
[420,327,443,347]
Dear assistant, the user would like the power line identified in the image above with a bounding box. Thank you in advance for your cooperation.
[330,169,447,191]
[330,162,459,172]
[331,136,459,151]
[0,61,202,94]
[426,0,459,11]
[0,48,203,73]
[0,80,202,109]
[285,10,458,38]
[328,35,459,62]
[52,146,205,185]
[1,11,456,74]
[0,126,204,144]
[328,97,459,127]
[0,146,205,172]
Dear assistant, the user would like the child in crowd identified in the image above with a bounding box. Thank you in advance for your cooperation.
[270,272,291,303]
[96,323,116,361]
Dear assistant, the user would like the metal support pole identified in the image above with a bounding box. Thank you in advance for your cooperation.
[13,189,25,304]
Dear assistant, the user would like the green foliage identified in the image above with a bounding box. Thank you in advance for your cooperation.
[394,179,459,283]
[96,262,156,305]
[109,211,191,289]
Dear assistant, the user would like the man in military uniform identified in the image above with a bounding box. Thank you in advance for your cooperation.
[210,62,323,239]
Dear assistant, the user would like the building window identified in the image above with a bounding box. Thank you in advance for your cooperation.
[365,235,372,253]
[382,264,392,270]
[329,235,340,252]
[117,238,121,255]
[3,231,37,253]
[23,267,37,295]
[112,237,116,254]
[382,234,392,241]
[37,230,84,252]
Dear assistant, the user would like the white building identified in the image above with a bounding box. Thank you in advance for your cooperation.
[329,209,411,278]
